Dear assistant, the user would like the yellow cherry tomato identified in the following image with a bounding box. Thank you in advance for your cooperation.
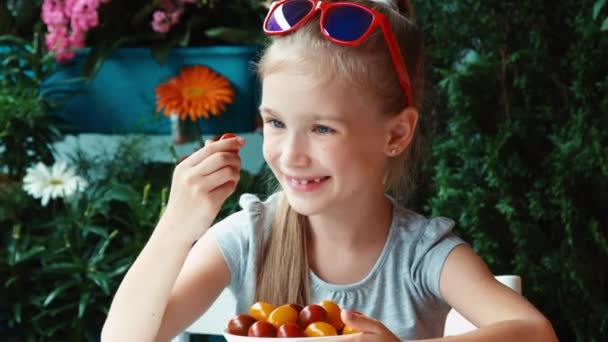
[304,321,338,337]
[267,304,298,328]
[342,324,361,334]
[319,300,344,331]
[249,301,274,322]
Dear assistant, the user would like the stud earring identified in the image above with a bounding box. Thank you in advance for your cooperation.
[390,148,397,155]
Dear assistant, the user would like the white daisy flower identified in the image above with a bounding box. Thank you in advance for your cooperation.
[22,161,88,206]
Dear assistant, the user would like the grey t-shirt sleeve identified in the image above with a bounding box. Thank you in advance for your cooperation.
[207,193,268,293]
[412,217,466,305]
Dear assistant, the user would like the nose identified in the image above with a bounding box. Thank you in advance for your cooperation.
[280,132,310,168]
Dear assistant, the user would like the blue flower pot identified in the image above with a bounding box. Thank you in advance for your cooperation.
[44,46,260,134]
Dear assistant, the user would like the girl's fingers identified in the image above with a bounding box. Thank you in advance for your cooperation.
[207,178,239,204]
[182,136,245,166]
[196,165,241,193]
[191,152,242,177]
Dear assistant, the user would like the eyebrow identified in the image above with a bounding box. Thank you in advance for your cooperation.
[259,106,348,123]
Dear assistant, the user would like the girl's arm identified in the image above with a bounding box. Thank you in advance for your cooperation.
[101,137,244,341]
[153,230,230,341]
[432,245,558,342]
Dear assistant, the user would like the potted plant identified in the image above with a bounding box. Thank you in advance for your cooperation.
[1,0,269,134]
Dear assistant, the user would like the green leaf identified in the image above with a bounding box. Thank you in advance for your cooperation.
[602,17,608,31]
[88,272,110,294]
[13,245,46,264]
[0,34,31,48]
[107,263,130,278]
[13,302,22,323]
[43,280,78,306]
[4,275,18,288]
[78,291,91,318]
[43,262,83,274]
[82,225,109,239]
[594,0,607,19]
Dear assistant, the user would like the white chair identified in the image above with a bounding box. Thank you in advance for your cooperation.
[171,288,237,342]
[443,275,522,336]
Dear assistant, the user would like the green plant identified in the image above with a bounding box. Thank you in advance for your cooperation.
[0,33,64,179]
[0,134,270,340]
[416,0,608,340]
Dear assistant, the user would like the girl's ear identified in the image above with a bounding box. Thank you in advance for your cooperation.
[384,107,418,156]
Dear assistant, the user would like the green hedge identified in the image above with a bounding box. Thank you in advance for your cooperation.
[417,0,608,340]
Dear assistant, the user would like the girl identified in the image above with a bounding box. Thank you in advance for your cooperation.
[102,0,558,341]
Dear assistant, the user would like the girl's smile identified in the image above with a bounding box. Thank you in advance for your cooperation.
[284,175,331,192]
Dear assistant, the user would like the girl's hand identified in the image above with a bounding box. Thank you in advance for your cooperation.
[341,310,401,342]
[160,135,245,240]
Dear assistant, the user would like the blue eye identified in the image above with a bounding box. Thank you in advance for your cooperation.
[313,125,335,134]
[266,119,285,128]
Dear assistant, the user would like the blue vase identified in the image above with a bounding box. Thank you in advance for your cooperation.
[44,46,260,135]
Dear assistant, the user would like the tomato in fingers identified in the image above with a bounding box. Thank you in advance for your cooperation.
[220,132,239,154]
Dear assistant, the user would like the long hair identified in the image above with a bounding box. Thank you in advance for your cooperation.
[254,0,425,306]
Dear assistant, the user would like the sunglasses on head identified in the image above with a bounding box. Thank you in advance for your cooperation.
[263,0,414,107]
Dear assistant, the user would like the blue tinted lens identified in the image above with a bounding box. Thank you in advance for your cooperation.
[324,5,373,41]
[266,0,314,32]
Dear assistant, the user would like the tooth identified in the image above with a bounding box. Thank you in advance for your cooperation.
[314,178,321,183]
[301,180,308,185]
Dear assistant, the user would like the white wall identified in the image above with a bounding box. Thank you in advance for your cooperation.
[53,132,265,174]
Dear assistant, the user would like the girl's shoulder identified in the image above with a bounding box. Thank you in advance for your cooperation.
[209,192,281,238]
[390,201,463,253]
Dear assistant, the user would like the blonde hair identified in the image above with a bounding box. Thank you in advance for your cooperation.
[254,0,425,306]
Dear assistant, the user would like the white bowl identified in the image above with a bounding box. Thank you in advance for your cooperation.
[223,331,363,341]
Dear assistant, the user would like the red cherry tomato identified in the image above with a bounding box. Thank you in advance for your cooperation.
[277,322,306,337]
[248,321,277,337]
[227,314,256,336]
[219,132,240,154]
[298,304,328,328]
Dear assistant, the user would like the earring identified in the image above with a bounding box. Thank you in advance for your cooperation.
[390,148,397,155]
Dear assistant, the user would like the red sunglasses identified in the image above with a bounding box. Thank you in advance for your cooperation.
[263,0,414,107]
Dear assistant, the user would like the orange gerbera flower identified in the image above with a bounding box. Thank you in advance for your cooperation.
[155,65,235,121]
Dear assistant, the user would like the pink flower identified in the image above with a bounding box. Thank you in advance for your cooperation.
[71,11,99,31]
[45,26,75,63]
[69,30,86,49]
[41,0,108,62]
[151,10,172,33]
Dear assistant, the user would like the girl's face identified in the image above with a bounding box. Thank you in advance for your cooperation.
[260,70,392,216]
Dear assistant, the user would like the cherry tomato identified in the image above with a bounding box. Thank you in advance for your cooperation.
[304,321,337,337]
[268,304,298,328]
[298,304,328,328]
[219,132,239,154]
[342,324,361,335]
[248,320,277,337]
[319,300,345,331]
[226,314,257,336]
[249,301,274,322]
[288,303,304,314]
[277,322,306,337]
